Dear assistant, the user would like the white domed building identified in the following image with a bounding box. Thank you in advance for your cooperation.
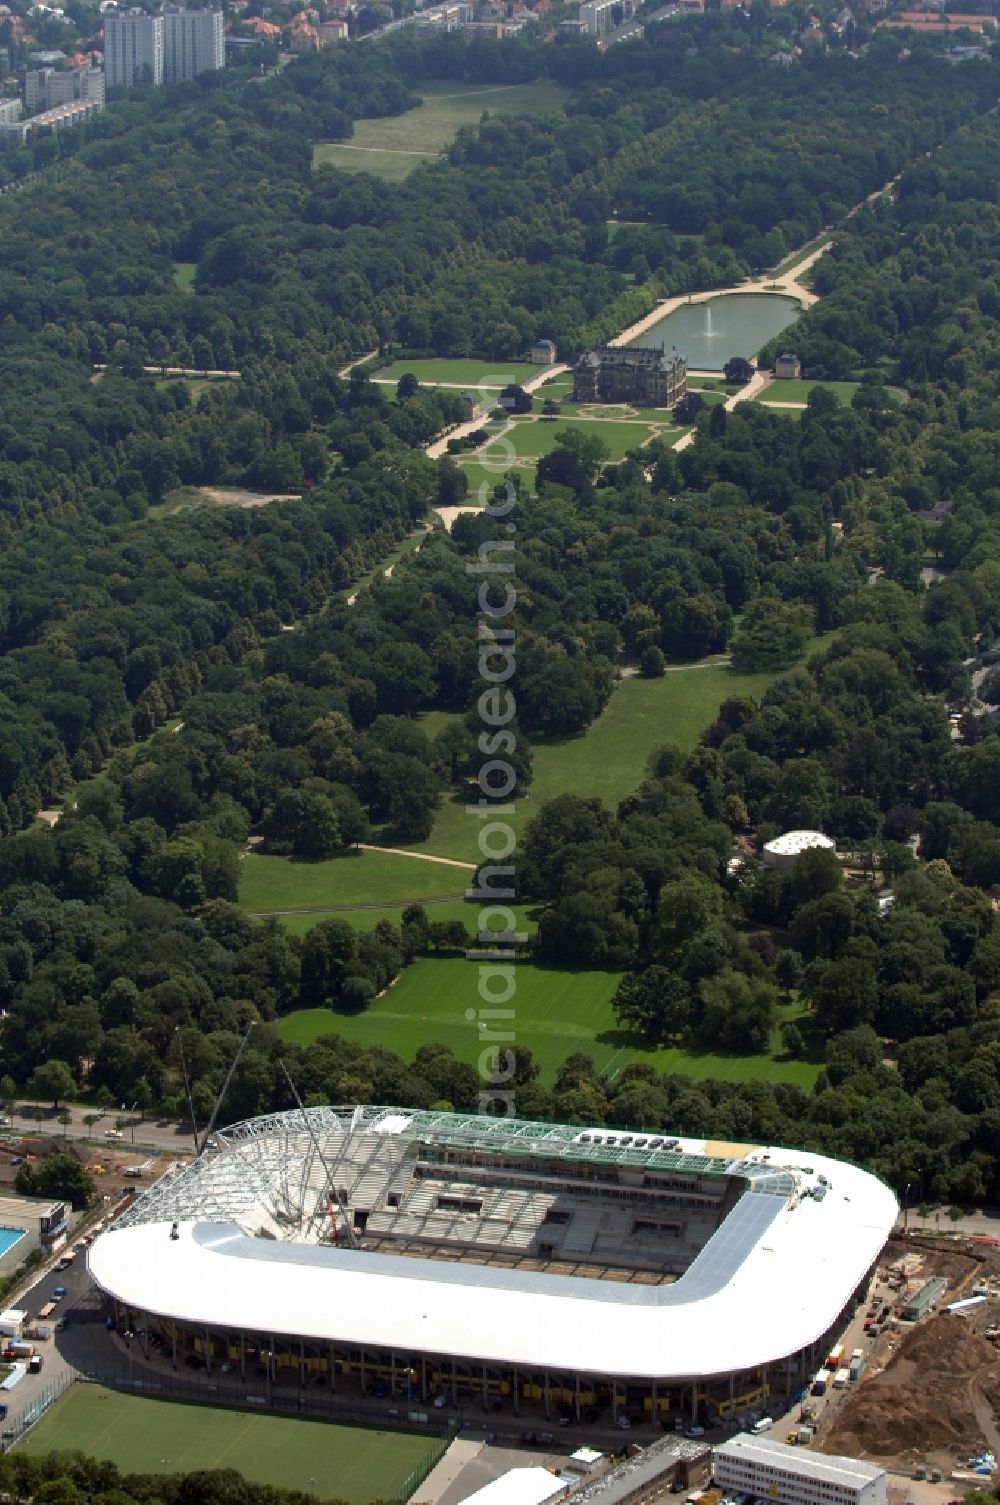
[761,830,837,873]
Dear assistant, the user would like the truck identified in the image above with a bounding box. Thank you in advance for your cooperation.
[833,1367,851,1389]
[4,1341,33,1360]
[27,1354,42,1374]
[849,1357,864,1381]
[0,1309,26,1340]
[751,1417,773,1434]
[826,1343,845,1370]
[811,1368,831,1396]
[37,1302,56,1321]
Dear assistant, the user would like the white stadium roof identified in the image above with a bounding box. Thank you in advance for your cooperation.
[88,1107,898,1381]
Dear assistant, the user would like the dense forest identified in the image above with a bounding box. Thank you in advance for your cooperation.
[0,22,1000,1205]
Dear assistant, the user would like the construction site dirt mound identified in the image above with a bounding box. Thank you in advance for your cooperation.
[824,1314,1000,1466]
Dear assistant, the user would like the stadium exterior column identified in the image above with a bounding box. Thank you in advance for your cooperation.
[361,1347,366,1393]
[204,1328,212,1375]
[172,1324,177,1370]
[240,1331,245,1381]
[544,1371,551,1420]
[729,1374,735,1410]
[575,1373,581,1423]
[481,1365,487,1410]
[300,1339,305,1388]
[451,1356,457,1405]
[651,1376,657,1425]
[391,1352,396,1398]
[610,1378,617,1424]
[329,1343,336,1392]
[690,1384,698,1424]
[513,1368,520,1417]
[421,1356,427,1401]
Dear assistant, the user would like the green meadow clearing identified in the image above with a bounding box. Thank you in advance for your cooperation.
[394,647,832,865]
[373,356,539,387]
[276,899,542,938]
[313,79,569,180]
[18,1386,433,1504]
[239,849,469,914]
[277,957,818,1088]
[758,379,860,405]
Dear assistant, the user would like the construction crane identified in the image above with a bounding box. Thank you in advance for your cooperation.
[279,1061,357,1249]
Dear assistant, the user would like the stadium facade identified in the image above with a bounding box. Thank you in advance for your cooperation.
[88,1107,898,1425]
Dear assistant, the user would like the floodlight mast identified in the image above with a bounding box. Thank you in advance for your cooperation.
[196,1020,256,1159]
[279,1061,357,1248]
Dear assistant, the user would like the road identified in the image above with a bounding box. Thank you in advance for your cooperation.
[5,1102,196,1156]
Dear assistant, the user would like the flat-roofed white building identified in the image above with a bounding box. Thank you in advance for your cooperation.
[87,1107,897,1427]
[457,1469,569,1505]
[714,1435,887,1505]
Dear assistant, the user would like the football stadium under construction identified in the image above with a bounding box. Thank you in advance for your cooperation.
[87,1106,898,1424]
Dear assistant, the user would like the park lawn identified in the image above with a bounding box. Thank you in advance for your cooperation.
[374,356,538,388]
[275,899,541,938]
[277,958,819,1088]
[238,850,468,914]
[770,236,833,277]
[172,261,197,291]
[419,708,464,740]
[477,416,654,464]
[313,145,430,182]
[314,79,568,180]
[18,1386,434,1504]
[759,379,859,405]
[684,387,729,406]
[397,635,838,864]
[458,462,510,501]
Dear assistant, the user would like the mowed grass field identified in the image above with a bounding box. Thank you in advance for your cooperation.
[458,414,672,498]
[397,649,834,865]
[313,79,569,180]
[374,356,538,388]
[758,379,859,405]
[239,849,469,914]
[276,899,542,938]
[18,1387,434,1504]
[278,958,818,1088]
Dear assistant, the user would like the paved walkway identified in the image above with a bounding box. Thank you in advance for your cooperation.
[673,368,773,452]
[411,1439,485,1505]
[358,843,476,870]
[424,364,569,459]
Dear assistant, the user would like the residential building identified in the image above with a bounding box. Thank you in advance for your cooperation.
[713,1437,887,1505]
[103,6,163,88]
[774,352,801,378]
[318,18,349,40]
[104,5,222,89]
[572,344,687,407]
[25,62,104,112]
[530,338,557,365]
[0,97,22,123]
[0,94,101,139]
[579,0,633,33]
[162,6,224,82]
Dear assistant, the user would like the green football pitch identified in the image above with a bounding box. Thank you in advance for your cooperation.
[19,1385,438,1503]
